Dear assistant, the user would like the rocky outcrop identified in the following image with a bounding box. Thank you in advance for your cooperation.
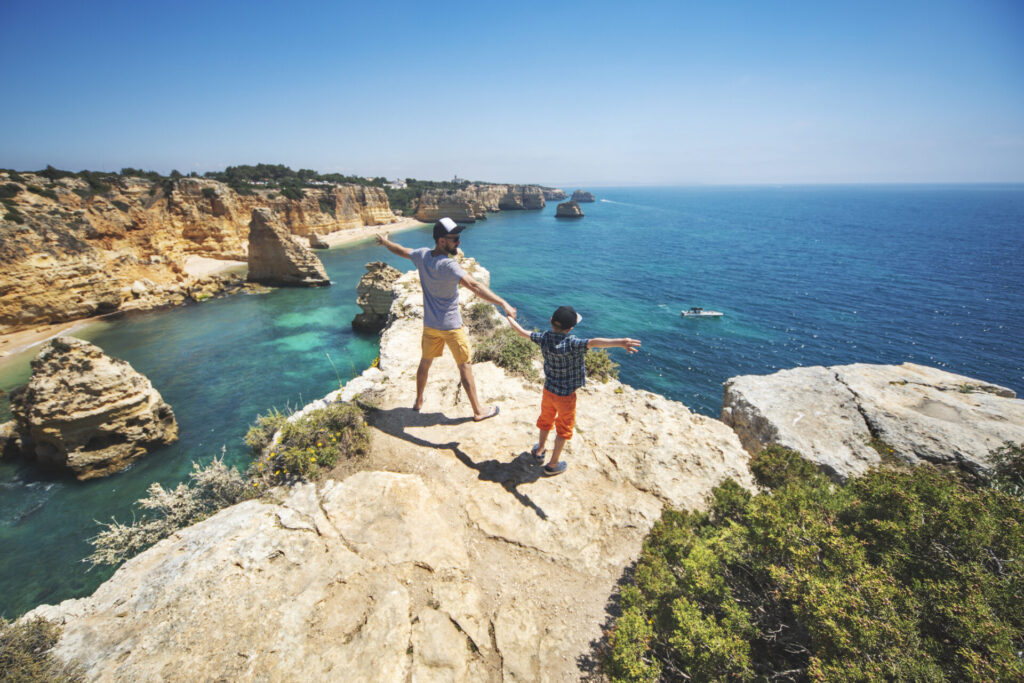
[246,208,330,287]
[555,200,584,218]
[8,336,178,480]
[571,190,595,202]
[0,172,395,332]
[542,188,567,201]
[307,233,328,249]
[352,261,402,333]
[721,362,1024,480]
[413,184,546,222]
[29,257,754,680]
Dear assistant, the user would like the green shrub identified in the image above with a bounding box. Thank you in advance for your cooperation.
[749,443,821,489]
[86,457,248,567]
[244,407,289,455]
[0,183,20,199]
[585,349,619,382]
[988,442,1024,499]
[472,326,540,381]
[248,402,370,485]
[279,184,304,201]
[26,185,58,200]
[201,187,217,200]
[317,196,335,216]
[0,616,83,682]
[111,200,130,212]
[602,447,1024,681]
[465,302,500,338]
[2,201,25,224]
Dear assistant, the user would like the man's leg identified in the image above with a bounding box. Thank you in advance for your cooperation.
[415,357,433,411]
[457,362,493,420]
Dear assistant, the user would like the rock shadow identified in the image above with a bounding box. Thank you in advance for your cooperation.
[364,405,549,520]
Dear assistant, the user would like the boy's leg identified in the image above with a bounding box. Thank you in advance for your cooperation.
[545,392,577,468]
[535,390,558,455]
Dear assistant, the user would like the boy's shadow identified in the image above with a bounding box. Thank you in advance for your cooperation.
[363,405,548,520]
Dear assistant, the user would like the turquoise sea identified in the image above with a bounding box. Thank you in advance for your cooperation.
[2,185,1023,617]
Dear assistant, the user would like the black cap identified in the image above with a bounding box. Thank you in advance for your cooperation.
[433,217,466,240]
[551,305,582,329]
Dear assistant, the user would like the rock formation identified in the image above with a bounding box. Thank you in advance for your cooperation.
[352,261,402,333]
[555,200,584,218]
[542,188,567,201]
[8,336,178,480]
[307,233,328,249]
[571,190,596,202]
[413,184,547,222]
[0,172,395,332]
[721,362,1024,480]
[246,208,330,287]
[27,258,754,680]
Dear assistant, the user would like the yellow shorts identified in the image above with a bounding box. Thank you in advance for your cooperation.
[422,326,472,365]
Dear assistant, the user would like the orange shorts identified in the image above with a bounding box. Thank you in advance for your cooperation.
[421,326,471,364]
[537,389,577,440]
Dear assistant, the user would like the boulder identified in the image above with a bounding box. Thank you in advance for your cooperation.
[555,201,584,218]
[352,261,402,333]
[246,207,330,287]
[8,336,178,479]
[307,233,328,249]
[721,362,1024,480]
[571,190,595,202]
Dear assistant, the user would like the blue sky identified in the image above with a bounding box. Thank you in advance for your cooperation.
[1,0,1022,185]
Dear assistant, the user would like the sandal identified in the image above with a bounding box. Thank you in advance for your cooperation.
[543,462,568,477]
[530,444,546,463]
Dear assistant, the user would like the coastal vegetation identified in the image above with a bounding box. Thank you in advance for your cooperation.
[602,445,1024,682]
[0,616,83,682]
[87,402,370,568]
[472,326,541,381]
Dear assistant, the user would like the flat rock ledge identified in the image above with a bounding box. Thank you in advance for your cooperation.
[28,257,754,681]
[722,362,1024,480]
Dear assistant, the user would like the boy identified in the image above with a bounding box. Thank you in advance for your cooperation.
[505,306,641,476]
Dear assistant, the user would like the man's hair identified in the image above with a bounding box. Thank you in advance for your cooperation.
[551,305,581,330]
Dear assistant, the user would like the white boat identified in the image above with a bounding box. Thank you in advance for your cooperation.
[681,307,723,317]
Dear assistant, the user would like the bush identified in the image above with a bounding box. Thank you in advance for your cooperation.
[111,200,130,212]
[26,185,58,200]
[0,617,83,682]
[602,447,1024,681]
[988,442,1024,499]
[585,349,619,382]
[465,302,500,338]
[279,183,304,201]
[248,402,370,485]
[244,407,289,455]
[201,187,217,200]
[0,183,20,199]
[472,326,540,381]
[86,457,248,567]
[2,201,25,224]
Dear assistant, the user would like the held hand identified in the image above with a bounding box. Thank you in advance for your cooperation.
[375,233,389,246]
[622,338,642,354]
[502,303,517,319]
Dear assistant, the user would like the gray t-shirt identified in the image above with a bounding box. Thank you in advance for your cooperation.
[409,247,468,330]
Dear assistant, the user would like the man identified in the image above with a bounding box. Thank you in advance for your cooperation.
[376,217,516,421]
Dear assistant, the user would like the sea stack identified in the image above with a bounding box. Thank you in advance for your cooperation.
[247,207,330,287]
[570,190,595,202]
[352,261,402,333]
[8,336,179,480]
[555,201,584,218]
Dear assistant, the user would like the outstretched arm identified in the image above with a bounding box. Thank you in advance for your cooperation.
[505,313,531,339]
[587,337,642,353]
[460,274,517,319]
[375,232,412,259]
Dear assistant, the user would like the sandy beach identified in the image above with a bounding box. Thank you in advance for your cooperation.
[0,217,428,366]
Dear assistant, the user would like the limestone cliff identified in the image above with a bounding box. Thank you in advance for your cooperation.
[721,362,1024,480]
[27,258,754,680]
[0,172,395,332]
[9,336,178,479]
[413,184,546,222]
[542,188,567,201]
[246,208,330,287]
[571,190,596,202]
[555,200,584,218]
[351,261,402,333]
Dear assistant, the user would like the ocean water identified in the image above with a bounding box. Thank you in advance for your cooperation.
[1,185,1022,616]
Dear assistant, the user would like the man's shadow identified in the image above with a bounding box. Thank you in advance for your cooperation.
[362,405,548,520]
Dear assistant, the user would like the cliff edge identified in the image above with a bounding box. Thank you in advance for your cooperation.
[27,258,754,681]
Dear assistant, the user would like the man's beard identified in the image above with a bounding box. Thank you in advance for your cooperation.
[444,243,458,256]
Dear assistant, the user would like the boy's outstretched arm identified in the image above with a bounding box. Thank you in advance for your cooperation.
[587,337,642,353]
[375,232,412,259]
[505,313,531,339]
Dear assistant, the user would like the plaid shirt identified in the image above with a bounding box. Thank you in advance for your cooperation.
[530,330,590,396]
